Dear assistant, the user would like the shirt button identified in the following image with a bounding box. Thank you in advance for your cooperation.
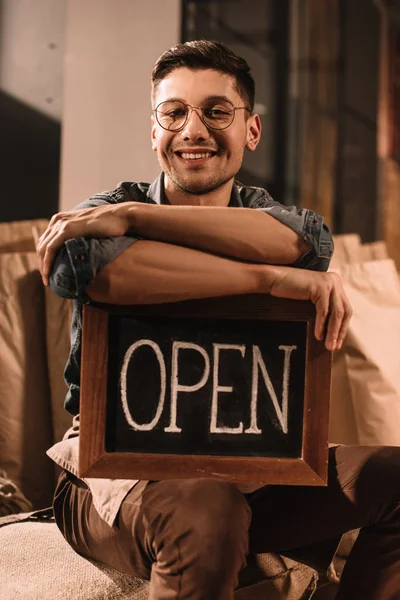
[75,254,85,261]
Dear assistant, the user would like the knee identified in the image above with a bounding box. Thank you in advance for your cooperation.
[358,447,400,485]
[149,478,251,548]
[337,446,400,503]
[144,479,251,583]
[173,479,251,539]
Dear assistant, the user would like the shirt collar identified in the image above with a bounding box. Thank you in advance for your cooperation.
[147,172,244,208]
[148,172,169,205]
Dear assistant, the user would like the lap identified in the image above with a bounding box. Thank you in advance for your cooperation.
[248,445,400,555]
[53,470,151,578]
[53,445,400,578]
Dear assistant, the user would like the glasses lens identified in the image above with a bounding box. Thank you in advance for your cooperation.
[202,99,235,129]
[156,101,188,131]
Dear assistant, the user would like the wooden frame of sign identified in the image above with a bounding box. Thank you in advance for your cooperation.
[79,295,332,486]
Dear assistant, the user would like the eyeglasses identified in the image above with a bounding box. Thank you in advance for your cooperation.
[154,99,251,132]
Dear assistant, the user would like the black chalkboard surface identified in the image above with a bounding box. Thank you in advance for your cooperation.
[106,316,306,458]
[79,295,332,486]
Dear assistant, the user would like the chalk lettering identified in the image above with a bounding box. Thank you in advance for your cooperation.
[210,344,246,434]
[245,345,297,435]
[121,339,166,431]
[165,341,210,433]
[120,339,297,436]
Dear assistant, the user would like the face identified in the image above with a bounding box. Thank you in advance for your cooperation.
[151,68,261,199]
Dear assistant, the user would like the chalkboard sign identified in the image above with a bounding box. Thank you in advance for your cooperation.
[79,295,332,486]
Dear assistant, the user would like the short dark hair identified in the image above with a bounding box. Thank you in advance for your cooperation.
[151,40,255,111]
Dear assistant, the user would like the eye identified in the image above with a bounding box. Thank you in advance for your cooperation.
[166,108,187,120]
[204,104,233,120]
[157,102,187,124]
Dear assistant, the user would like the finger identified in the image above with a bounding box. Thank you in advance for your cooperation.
[314,290,330,342]
[45,213,64,236]
[36,236,48,280]
[37,225,58,282]
[325,287,345,351]
[48,211,71,226]
[336,298,353,350]
[40,217,86,284]
[49,213,61,226]
[42,228,67,286]
[37,224,53,251]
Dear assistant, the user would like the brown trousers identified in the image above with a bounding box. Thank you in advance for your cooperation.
[53,446,400,599]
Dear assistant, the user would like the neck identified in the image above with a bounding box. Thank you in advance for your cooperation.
[164,175,234,207]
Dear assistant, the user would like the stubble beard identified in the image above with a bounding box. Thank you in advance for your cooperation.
[168,169,235,196]
[163,148,237,196]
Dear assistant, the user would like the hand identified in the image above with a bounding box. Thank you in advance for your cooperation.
[268,267,352,351]
[36,204,131,286]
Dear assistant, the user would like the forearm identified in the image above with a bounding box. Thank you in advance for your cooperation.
[86,239,281,305]
[86,238,352,352]
[125,203,310,265]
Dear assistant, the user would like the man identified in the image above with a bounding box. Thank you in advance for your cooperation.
[38,41,400,599]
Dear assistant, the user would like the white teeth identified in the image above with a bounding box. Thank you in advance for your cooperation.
[180,152,213,160]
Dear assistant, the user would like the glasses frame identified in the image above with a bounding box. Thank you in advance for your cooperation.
[154,99,251,132]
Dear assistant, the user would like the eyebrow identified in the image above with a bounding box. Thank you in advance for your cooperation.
[160,95,235,105]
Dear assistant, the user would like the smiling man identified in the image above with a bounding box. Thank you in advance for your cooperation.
[152,68,257,201]
[38,41,400,600]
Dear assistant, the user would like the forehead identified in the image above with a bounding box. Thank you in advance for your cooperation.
[154,67,241,105]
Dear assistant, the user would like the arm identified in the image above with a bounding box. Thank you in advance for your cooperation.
[37,199,326,285]
[86,239,271,305]
[45,223,350,352]
[87,239,352,351]
[39,189,348,350]
[124,203,310,265]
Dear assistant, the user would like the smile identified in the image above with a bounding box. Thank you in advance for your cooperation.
[176,152,216,160]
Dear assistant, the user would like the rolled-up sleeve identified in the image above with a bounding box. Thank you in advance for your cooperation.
[50,235,137,302]
[49,193,139,302]
[256,204,334,272]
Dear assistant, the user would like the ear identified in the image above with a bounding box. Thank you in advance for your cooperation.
[245,113,262,152]
[151,114,157,152]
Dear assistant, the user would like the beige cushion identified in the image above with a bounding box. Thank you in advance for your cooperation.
[0,219,48,253]
[0,253,55,508]
[0,515,319,600]
[330,259,400,446]
[0,220,73,501]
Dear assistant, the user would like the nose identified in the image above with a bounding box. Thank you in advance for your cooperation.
[180,107,210,142]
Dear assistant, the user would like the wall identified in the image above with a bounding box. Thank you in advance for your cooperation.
[294,0,340,228]
[60,0,180,211]
[182,0,281,195]
[335,0,380,242]
[0,0,64,120]
[378,7,400,267]
[0,0,65,221]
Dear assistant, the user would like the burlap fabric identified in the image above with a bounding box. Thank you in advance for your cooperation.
[0,513,319,600]
[0,471,32,517]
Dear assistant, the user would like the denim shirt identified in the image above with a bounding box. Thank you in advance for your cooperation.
[51,172,333,417]
[47,173,333,525]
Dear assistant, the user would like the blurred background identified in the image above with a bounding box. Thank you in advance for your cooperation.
[1,8,400,596]
[1,0,399,264]
[1,0,400,559]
